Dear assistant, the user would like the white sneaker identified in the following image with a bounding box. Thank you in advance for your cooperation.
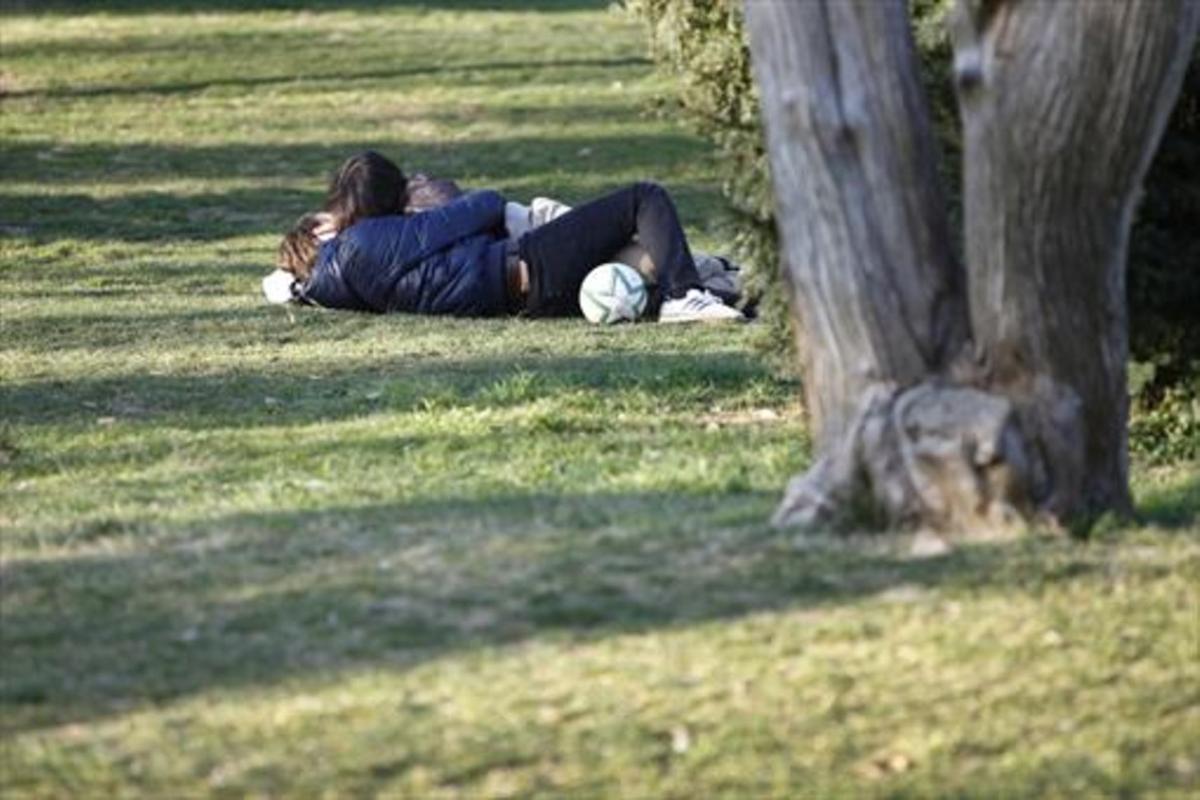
[659,288,745,323]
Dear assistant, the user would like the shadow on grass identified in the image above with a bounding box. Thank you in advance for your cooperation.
[2,305,283,353]
[0,489,1103,735]
[1,133,704,188]
[1,57,650,101]
[0,134,715,241]
[1,348,775,436]
[2,0,612,15]
[1136,468,1200,530]
[0,186,318,243]
[5,260,265,301]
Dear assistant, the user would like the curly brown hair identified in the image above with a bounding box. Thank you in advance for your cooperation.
[276,213,322,282]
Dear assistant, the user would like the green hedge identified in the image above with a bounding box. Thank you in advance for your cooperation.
[623,0,784,365]
[626,0,1199,434]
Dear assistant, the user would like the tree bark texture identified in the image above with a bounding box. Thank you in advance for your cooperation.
[743,0,968,452]
[953,0,1200,518]
[746,0,1199,532]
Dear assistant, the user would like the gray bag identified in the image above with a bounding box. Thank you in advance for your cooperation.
[695,254,742,304]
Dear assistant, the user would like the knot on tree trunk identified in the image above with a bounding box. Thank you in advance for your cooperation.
[773,377,1083,535]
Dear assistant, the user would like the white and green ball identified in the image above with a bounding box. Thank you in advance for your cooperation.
[578,262,648,324]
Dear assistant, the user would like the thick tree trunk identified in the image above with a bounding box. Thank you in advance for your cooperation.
[746,0,1199,533]
[953,0,1200,519]
[744,0,968,452]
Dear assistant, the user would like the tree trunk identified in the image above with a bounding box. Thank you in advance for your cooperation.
[953,0,1200,519]
[743,0,968,452]
[745,0,1199,533]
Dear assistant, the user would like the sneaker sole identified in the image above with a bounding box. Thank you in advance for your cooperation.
[657,314,747,324]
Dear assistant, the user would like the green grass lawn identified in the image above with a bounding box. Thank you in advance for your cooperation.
[2,2,1198,797]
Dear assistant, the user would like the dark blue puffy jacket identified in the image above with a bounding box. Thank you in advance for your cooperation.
[300,190,510,316]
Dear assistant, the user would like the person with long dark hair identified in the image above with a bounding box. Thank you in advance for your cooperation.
[265,151,743,322]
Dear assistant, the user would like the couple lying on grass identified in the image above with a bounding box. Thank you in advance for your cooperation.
[265,151,745,323]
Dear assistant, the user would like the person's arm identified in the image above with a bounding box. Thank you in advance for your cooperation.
[397,190,506,261]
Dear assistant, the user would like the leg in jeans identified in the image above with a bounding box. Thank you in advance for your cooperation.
[518,182,703,316]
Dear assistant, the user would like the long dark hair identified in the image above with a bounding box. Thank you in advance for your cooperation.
[323,150,407,229]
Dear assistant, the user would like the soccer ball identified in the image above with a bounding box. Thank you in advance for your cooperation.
[578,262,648,324]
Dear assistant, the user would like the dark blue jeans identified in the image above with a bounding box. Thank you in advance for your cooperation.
[517,182,703,316]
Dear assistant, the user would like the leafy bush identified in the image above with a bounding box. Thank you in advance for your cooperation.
[626,0,1199,438]
[1128,55,1200,406]
[1129,380,1200,463]
[623,0,784,365]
